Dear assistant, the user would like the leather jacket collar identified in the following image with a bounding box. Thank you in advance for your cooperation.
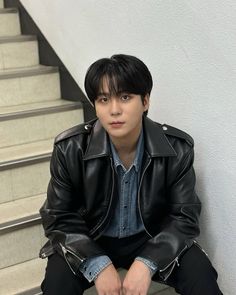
[83,116,177,161]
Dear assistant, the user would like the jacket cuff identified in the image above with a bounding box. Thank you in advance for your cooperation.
[79,255,112,282]
[135,256,158,276]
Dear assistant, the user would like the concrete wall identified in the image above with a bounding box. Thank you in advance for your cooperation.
[20,1,236,293]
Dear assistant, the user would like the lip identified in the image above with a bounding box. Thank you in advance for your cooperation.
[109,121,124,128]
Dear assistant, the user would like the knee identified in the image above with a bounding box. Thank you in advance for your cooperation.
[41,254,90,294]
[172,245,222,295]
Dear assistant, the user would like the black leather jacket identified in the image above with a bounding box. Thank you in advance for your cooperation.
[40,116,201,280]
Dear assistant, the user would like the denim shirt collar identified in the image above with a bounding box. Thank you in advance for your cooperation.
[109,129,144,173]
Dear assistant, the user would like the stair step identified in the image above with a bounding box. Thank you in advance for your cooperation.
[0,193,46,269]
[0,35,39,69]
[0,138,52,204]
[0,8,21,37]
[0,258,46,295]
[0,65,61,107]
[0,257,174,295]
[0,99,84,148]
[0,64,58,79]
[0,193,45,232]
[0,156,50,204]
[0,213,45,269]
[0,99,82,121]
[0,138,53,170]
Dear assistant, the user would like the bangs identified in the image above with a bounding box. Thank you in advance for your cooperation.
[98,72,137,97]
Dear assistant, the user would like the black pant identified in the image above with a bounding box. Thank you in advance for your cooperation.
[41,232,223,295]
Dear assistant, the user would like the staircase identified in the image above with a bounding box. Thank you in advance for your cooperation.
[0,3,83,294]
[0,2,176,294]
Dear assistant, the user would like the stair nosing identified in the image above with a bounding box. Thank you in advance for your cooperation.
[0,100,82,121]
[0,152,52,171]
[0,65,58,80]
[0,34,37,44]
[0,8,18,14]
[16,287,42,295]
[0,213,41,235]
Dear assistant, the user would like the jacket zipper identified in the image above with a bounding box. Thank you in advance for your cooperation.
[137,155,189,281]
[59,243,85,275]
[193,240,209,257]
[40,248,53,259]
[137,155,152,237]
[90,157,115,238]
[159,244,188,281]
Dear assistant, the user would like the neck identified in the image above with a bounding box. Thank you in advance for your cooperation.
[110,123,142,154]
[110,123,142,169]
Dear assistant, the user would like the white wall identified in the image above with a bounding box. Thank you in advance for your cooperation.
[21,0,236,293]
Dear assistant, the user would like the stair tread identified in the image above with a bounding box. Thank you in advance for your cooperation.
[0,98,81,117]
[0,138,53,164]
[0,194,45,225]
[0,258,173,295]
[0,64,58,79]
[0,258,46,295]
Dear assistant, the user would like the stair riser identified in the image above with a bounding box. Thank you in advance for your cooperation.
[0,72,61,107]
[0,108,83,148]
[0,12,21,37]
[0,161,50,204]
[0,258,46,295]
[0,223,46,269]
[0,40,39,70]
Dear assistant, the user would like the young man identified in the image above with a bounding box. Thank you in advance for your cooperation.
[40,54,222,294]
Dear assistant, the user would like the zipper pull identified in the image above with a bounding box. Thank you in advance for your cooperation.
[60,243,67,254]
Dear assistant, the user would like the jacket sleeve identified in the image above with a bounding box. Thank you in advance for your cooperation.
[40,143,105,274]
[139,145,201,280]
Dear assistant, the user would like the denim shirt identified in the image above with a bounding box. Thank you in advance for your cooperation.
[103,129,145,237]
[79,130,158,282]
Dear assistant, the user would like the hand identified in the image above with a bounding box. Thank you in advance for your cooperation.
[122,260,151,295]
[95,264,122,295]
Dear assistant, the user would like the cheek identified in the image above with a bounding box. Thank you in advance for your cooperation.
[95,107,102,119]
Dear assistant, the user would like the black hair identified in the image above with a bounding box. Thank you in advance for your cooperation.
[84,54,153,113]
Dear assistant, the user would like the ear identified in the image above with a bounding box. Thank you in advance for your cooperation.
[143,94,150,111]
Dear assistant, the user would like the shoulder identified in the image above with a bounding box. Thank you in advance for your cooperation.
[161,123,194,147]
[54,119,96,144]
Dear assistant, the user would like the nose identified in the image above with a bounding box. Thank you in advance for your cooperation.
[110,98,122,116]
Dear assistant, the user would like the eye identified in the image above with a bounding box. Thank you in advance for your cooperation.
[97,96,109,103]
[121,94,131,101]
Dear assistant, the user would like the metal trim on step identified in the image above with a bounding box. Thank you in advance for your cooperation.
[0,101,83,121]
[0,213,42,234]
[0,152,52,171]
[16,286,42,295]
[0,8,18,13]
[0,65,58,80]
[0,34,36,44]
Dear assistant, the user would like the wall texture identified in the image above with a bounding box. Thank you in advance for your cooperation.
[20,0,236,293]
